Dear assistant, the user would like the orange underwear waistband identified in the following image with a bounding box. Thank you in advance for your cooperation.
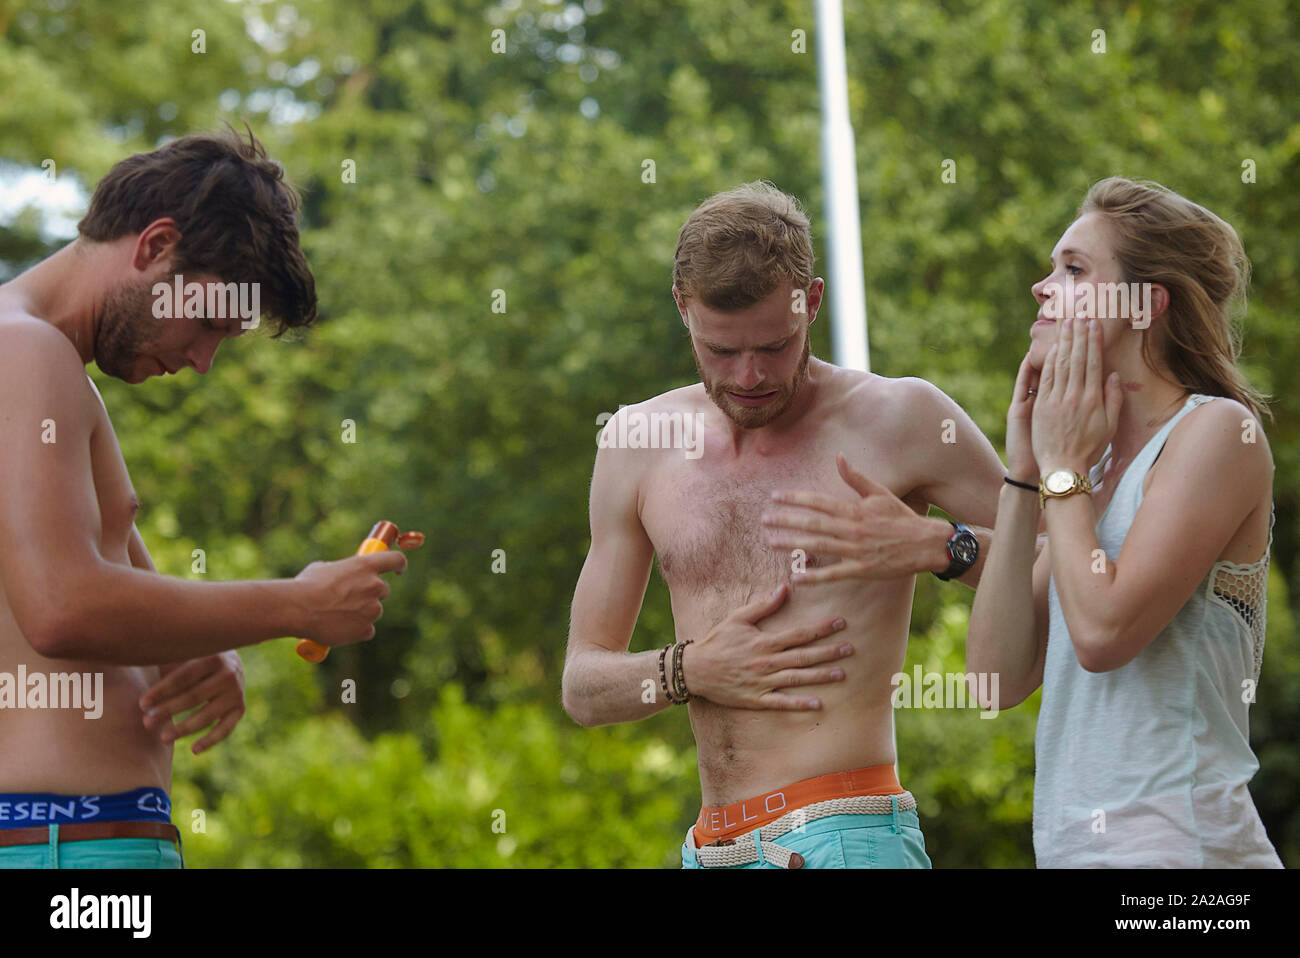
[694,764,905,846]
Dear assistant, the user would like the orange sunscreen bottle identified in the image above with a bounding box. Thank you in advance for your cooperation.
[296,521,425,663]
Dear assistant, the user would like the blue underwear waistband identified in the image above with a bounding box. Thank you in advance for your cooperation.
[0,787,172,829]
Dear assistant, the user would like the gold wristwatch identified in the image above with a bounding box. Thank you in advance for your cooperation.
[1039,468,1093,508]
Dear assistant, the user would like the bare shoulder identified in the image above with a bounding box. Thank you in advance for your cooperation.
[598,383,706,451]
[0,312,93,401]
[593,384,705,500]
[838,370,958,437]
[634,382,709,415]
[1163,395,1273,484]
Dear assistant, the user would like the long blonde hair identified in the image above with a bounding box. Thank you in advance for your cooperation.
[1080,177,1270,421]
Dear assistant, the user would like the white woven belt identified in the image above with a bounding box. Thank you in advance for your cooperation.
[690,792,917,869]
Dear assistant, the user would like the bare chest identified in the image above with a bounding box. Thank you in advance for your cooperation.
[643,449,858,597]
[87,395,141,560]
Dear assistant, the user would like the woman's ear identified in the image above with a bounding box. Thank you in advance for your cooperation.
[1127,282,1168,332]
[1148,283,1170,323]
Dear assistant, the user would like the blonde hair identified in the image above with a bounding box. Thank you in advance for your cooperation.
[1080,177,1270,421]
[673,181,814,310]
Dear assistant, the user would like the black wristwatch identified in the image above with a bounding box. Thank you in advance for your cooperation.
[935,522,978,581]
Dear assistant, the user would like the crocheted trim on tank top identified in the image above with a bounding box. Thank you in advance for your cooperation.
[1133,395,1270,683]
[1185,395,1271,684]
[1206,514,1272,685]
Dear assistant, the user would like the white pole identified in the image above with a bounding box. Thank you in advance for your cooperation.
[815,0,870,371]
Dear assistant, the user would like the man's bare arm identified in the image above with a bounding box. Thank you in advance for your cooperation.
[127,523,249,750]
[126,524,180,678]
[904,378,1011,589]
[0,321,403,664]
[127,525,182,677]
[562,422,674,727]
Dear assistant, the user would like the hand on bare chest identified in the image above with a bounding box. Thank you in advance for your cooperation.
[650,454,856,594]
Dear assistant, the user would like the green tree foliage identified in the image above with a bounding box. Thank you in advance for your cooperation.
[1,0,1295,866]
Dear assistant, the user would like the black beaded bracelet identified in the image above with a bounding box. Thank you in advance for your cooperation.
[1004,476,1038,492]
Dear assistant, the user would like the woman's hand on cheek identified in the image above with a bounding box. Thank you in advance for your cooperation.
[1006,350,1040,481]
[1031,317,1123,474]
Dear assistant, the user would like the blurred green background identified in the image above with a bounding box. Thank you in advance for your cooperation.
[1,0,1295,867]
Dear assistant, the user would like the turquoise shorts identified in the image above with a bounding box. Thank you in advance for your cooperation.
[0,824,183,870]
[682,805,932,869]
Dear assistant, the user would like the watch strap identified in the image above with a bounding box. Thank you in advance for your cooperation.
[935,521,978,582]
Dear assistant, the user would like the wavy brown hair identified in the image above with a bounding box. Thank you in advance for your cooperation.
[1080,177,1269,421]
[673,181,814,311]
[77,123,316,336]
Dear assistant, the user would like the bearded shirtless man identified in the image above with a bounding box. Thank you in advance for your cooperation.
[0,128,406,869]
[563,182,1007,869]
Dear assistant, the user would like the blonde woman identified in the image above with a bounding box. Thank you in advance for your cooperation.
[968,178,1282,867]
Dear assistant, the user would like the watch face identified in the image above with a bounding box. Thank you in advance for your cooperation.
[1044,469,1075,494]
[953,534,978,564]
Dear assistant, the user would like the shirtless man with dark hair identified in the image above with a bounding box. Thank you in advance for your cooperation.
[563,182,1006,868]
[0,128,405,869]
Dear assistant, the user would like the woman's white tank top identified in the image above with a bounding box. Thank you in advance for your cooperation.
[1035,394,1282,867]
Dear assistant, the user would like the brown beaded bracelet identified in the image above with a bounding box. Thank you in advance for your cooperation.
[657,642,675,704]
[670,639,693,704]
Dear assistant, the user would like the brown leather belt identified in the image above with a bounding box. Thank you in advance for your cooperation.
[0,822,179,848]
